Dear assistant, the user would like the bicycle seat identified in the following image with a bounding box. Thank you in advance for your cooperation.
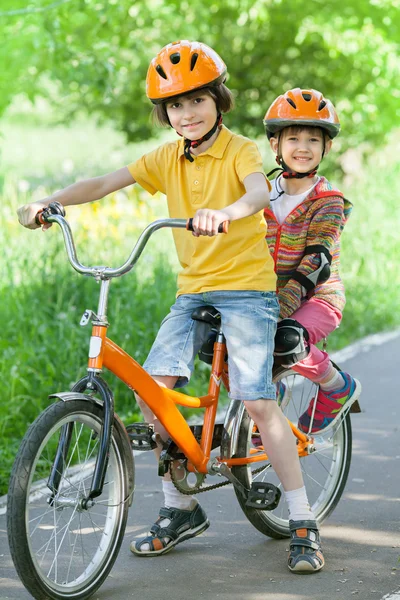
[191,305,221,328]
[192,306,222,365]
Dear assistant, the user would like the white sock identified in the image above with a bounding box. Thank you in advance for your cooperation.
[319,369,345,392]
[285,486,316,521]
[162,480,196,510]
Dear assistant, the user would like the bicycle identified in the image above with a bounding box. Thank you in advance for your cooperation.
[7,202,361,600]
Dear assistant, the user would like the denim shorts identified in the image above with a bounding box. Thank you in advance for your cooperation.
[143,290,279,400]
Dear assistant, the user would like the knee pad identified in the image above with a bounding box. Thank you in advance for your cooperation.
[274,319,310,367]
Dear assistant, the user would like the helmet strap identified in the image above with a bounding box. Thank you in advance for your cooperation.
[183,114,223,162]
[268,156,319,179]
[281,157,319,179]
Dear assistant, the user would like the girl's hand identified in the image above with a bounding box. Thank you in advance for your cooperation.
[17,200,52,230]
[191,209,230,237]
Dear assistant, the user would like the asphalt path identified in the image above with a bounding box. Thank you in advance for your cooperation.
[1,330,399,600]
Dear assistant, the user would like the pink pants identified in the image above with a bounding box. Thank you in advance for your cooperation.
[290,298,342,381]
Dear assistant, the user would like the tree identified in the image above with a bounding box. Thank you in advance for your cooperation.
[1,0,400,150]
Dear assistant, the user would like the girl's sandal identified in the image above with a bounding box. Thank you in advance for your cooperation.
[288,519,325,573]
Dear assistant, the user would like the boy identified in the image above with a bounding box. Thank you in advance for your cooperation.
[18,46,324,572]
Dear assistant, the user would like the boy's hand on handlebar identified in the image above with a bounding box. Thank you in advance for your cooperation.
[17,201,52,230]
[191,209,230,237]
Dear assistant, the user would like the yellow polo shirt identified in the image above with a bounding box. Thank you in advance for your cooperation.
[127,126,276,295]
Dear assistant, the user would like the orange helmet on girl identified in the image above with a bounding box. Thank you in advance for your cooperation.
[263,88,340,139]
[146,40,227,104]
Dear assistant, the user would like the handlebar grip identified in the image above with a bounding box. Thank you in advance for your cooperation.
[35,201,66,226]
[35,211,45,226]
[186,218,229,234]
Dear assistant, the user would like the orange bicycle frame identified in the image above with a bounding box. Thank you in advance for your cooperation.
[88,324,312,475]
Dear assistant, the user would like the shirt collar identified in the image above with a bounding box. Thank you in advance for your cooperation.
[177,125,232,161]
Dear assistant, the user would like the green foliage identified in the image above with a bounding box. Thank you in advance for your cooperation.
[1,0,400,151]
[338,133,400,345]
[1,116,400,496]
[0,171,210,496]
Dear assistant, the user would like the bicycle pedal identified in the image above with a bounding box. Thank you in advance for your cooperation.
[245,482,281,511]
[126,423,157,451]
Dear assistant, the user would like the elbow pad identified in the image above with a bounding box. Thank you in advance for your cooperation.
[291,245,332,295]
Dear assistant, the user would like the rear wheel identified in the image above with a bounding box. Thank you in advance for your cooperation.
[232,369,352,539]
[7,398,134,600]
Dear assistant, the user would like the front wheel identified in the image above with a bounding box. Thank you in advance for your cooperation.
[232,369,352,539]
[7,398,134,600]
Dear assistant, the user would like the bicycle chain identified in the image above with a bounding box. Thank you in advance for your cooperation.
[169,462,269,495]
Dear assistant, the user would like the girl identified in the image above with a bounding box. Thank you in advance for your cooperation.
[263,88,361,434]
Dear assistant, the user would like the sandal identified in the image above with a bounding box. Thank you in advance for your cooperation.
[288,519,325,573]
[130,503,209,557]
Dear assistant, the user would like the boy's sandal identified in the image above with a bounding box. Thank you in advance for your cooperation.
[130,504,209,557]
[288,519,325,573]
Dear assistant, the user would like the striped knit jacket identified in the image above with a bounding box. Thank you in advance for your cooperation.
[264,176,352,319]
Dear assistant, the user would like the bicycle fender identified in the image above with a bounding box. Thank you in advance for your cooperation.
[220,399,246,460]
[49,392,103,409]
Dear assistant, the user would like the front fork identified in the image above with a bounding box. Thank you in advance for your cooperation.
[47,374,115,504]
[48,302,114,503]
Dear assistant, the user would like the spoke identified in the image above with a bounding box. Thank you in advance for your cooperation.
[53,498,58,582]
[36,513,71,560]
[29,504,55,533]
[57,422,95,493]
[50,439,99,499]
[80,512,86,574]
[86,510,112,517]
[82,512,108,543]
[63,423,85,477]
[47,503,80,580]
[66,514,80,584]
[67,511,87,584]
[309,452,336,474]
[302,469,329,490]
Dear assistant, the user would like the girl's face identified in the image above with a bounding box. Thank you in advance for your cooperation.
[270,127,332,173]
[165,92,218,140]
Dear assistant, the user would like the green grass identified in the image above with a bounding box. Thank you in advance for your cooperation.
[335,132,400,346]
[0,174,214,494]
[0,109,399,495]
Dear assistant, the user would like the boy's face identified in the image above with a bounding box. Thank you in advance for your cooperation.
[165,92,218,140]
[270,126,332,173]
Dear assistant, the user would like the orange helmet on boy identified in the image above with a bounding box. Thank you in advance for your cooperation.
[146,40,227,104]
[263,88,340,139]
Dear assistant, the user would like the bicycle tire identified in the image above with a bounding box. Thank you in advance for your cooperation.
[7,398,134,600]
[231,368,352,539]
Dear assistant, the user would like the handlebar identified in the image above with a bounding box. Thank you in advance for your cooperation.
[35,202,229,280]
[186,218,228,234]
